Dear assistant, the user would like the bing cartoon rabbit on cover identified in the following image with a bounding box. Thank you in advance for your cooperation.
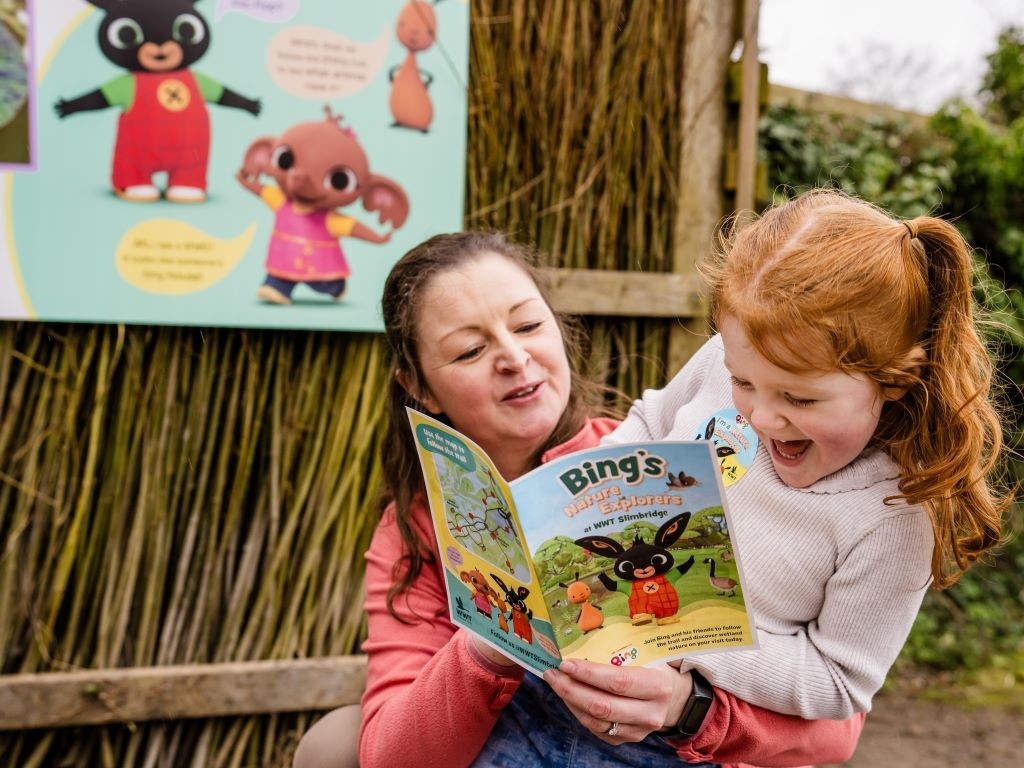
[575,512,696,626]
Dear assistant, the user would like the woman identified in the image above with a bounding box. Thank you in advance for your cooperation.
[294,231,863,768]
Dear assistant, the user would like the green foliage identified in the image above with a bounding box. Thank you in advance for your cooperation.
[758,106,950,217]
[760,44,1024,674]
[980,26,1024,126]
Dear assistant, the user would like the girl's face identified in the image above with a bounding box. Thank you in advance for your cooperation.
[407,253,572,478]
[719,314,889,488]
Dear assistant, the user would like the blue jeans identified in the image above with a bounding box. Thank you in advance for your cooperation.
[471,673,720,768]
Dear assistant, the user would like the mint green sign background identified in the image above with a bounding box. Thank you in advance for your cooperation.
[1,0,468,331]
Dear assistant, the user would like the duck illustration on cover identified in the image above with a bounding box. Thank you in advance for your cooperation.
[54,0,261,203]
[237,107,409,304]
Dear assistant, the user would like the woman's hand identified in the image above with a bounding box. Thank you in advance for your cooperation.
[543,659,693,744]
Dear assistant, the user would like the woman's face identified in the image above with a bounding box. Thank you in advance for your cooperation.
[408,253,572,478]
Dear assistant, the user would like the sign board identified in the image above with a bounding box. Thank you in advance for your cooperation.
[0,0,469,331]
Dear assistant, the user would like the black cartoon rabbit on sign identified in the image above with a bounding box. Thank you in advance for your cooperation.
[55,0,261,203]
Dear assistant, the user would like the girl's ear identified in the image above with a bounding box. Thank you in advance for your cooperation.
[395,369,442,414]
[883,345,927,402]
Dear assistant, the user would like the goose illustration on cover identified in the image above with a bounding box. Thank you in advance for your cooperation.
[408,408,758,675]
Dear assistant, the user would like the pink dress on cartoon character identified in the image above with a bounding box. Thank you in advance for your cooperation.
[471,592,493,617]
[261,188,355,281]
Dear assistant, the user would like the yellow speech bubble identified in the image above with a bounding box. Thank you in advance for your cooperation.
[116,220,256,295]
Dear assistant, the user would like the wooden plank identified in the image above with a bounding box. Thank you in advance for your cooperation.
[734,0,761,214]
[668,0,738,373]
[0,656,366,730]
[543,268,703,318]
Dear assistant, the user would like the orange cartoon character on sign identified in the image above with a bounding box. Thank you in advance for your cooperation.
[559,571,604,634]
[388,0,441,132]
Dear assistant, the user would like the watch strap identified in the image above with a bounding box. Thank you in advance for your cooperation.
[660,668,714,739]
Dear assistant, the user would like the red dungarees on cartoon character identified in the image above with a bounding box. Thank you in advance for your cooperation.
[627,574,680,619]
[112,71,210,193]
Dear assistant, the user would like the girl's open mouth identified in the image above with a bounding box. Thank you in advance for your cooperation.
[772,438,811,461]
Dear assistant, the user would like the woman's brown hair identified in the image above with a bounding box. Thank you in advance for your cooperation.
[379,231,609,617]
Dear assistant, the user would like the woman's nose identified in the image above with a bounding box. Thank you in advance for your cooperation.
[495,337,530,371]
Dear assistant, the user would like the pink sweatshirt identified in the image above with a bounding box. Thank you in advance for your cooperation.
[359,418,864,768]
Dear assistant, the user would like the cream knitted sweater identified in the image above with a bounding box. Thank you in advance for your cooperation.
[605,335,933,720]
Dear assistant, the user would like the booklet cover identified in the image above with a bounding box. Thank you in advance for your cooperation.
[408,409,758,676]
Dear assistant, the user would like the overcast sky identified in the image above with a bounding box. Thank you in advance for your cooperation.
[758,0,1024,112]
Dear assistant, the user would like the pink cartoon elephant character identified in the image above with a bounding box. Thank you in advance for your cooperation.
[237,106,409,305]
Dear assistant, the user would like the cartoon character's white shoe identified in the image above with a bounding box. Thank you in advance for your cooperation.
[257,284,292,305]
[117,184,160,202]
[165,186,207,203]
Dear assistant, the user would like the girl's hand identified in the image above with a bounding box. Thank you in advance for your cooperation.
[543,659,692,744]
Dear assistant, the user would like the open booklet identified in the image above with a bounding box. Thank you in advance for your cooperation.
[408,409,758,676]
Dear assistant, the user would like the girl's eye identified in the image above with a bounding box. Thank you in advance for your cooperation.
[729,375,752,390]
[784,393,816,407]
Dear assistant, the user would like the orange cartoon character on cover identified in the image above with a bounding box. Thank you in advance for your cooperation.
[237,107,409,305]
[575,512,695,626]
[54,0,261,203]
[558,571,604,634]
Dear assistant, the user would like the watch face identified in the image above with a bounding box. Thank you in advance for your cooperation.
[679,701,711,734]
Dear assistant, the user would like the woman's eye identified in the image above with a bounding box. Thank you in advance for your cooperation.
[515,321,543,334]
[454,346,483,362]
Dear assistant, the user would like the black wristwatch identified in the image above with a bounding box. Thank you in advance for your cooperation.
[660,668,714,739]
